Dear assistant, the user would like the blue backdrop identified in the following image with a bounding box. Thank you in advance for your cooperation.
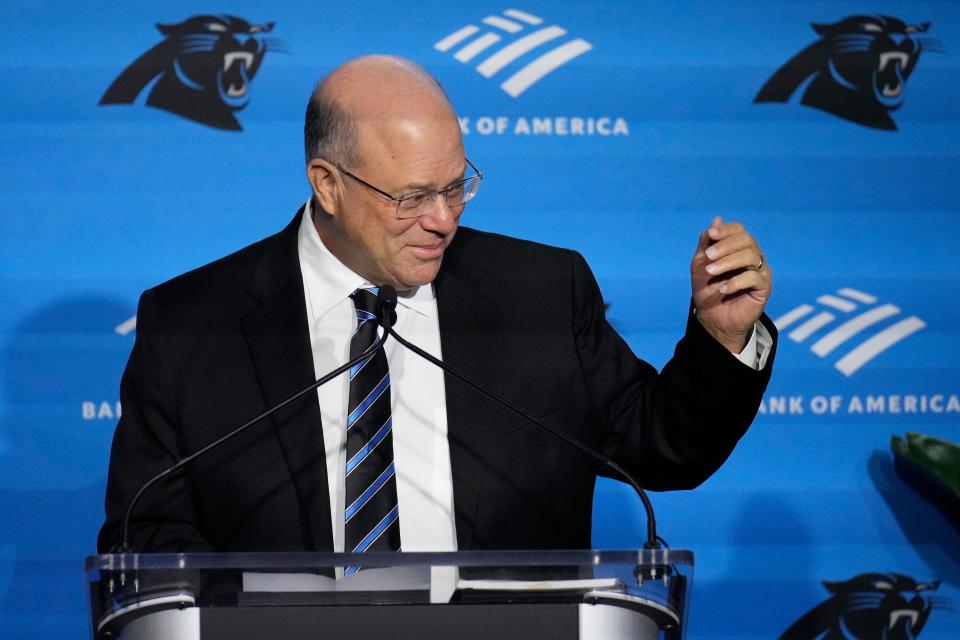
[1,1,957,637]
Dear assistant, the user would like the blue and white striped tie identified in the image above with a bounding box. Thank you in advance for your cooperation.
[344,287,400,573]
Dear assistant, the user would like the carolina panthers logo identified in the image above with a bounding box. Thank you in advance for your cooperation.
[755,15,942,130]
[779,573,948,639]
[100,15,282,131]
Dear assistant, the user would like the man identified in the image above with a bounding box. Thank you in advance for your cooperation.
[98,55,775,555]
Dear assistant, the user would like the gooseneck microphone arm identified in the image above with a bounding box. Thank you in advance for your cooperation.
[376,286,660,550]
[119,289,397,553]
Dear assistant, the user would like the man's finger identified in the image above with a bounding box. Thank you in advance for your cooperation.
[705,216,725,240]
[704,231,756,262]
[707,218,741,241]
[692,228,714,269]
[705,247,761,276]
[695,216,726,259]
[716,266,770,296]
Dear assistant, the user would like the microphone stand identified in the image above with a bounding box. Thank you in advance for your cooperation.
[119,294,396,554]
[383,323,661,552]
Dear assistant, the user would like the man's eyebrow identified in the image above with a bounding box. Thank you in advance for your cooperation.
[398,164,468,194]
[397,181,433,193]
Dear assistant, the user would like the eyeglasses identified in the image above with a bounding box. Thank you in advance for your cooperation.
[335,157,483,219]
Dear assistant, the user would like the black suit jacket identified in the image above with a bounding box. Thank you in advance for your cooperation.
[99,210,776,553]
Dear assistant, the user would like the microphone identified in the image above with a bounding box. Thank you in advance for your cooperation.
[376,285,662,552]
[118,287,397,553]
[375,283,398,328]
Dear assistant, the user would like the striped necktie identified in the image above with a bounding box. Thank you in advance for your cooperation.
[344,287,400,572]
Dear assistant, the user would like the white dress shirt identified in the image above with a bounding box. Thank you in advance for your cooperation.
[297,202,457,553]
[734,322,773,369]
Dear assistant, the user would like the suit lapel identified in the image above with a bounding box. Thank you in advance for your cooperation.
[240,210,333,552]
[435,235,502,550]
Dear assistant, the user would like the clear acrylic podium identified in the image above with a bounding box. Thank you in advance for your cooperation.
[85,550,693,639]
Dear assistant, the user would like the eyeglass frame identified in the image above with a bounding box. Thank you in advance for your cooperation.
[333,157,483,218]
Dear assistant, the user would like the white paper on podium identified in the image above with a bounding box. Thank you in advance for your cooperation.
[242,565,459,604]
[456,577,622,591]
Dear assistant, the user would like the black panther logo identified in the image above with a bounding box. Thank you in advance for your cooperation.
[100,15,282,131]
[779,573,948,639]
[755,15,942,130]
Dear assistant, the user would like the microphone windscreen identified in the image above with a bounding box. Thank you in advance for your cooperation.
[377,285,399,327]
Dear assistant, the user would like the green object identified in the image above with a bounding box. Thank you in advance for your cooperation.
[891,432,960,497]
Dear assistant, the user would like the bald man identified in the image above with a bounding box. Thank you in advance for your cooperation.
[99,56,775,554]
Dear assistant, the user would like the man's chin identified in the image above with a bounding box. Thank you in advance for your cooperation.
[395,259,444,292]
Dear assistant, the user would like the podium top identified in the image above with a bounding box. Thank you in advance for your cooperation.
[86,550,693,639]
[85,548,692,573]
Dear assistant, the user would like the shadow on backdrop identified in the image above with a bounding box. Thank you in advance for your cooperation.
[0,296,133,638]
[869,450,960,587]
[691,492,819,637]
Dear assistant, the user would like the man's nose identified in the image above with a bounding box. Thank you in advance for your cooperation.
[419,195,459,233]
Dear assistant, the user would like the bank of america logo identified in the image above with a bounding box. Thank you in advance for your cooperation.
[774,288,925,377]
[434,9,592,97]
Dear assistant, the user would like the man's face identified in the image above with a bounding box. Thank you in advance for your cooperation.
[331,115,467,291]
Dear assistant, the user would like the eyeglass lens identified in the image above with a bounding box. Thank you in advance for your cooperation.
[396,175,481,218]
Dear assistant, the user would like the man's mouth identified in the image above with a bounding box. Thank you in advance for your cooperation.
[407,242,446,259]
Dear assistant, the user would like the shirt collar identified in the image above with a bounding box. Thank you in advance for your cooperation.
[298,199,435,320]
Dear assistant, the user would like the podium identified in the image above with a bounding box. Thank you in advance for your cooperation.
[85,550,693,639]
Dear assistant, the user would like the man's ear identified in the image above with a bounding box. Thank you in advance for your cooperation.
[307,159,341,215]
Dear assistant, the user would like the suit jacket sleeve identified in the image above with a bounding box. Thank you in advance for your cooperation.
[569,251,776,490]
[98,289,217,553]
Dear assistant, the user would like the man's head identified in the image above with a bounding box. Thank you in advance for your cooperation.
[304,55,470,291]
